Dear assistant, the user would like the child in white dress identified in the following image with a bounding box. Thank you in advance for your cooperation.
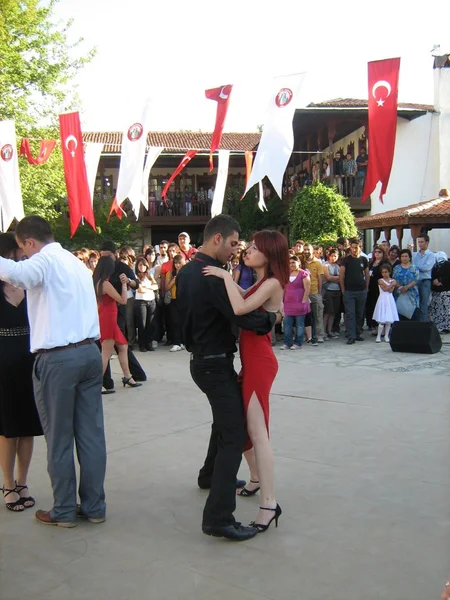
[374,264,399,342]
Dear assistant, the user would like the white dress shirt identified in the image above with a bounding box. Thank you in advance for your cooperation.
[0,242,100,352]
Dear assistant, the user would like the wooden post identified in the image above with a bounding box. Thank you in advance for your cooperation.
[373,228,382,244]
[410,224,422,251]
[395,226,404,248]
[383,228,392,242]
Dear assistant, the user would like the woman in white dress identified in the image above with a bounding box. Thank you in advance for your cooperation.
[373,264,399,342]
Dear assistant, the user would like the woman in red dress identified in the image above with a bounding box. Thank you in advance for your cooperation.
[93,257,141,389]
[203,230,289,532]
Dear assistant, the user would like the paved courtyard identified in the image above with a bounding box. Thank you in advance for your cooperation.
[1,335,449,600]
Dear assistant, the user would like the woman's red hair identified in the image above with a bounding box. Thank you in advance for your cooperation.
[253,230,290,288]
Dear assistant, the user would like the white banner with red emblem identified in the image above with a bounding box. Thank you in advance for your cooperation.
[243,73,306,200]
[211,150,230,217]
[0,120,24,232]
[115,99,152,216]
[141,146,164,210]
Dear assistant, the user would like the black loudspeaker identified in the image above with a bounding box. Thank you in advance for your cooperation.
[389,321,442,354]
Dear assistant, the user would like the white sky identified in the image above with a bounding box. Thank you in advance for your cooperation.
[53,0,449,132]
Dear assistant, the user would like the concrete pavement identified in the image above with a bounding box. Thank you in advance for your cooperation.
[0,334,449,600]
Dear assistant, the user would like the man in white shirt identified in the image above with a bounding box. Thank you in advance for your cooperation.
[0,216,107,528]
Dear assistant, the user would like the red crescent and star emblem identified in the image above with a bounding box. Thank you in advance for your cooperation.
[275,88,293,108]
[1,144,14,162]
[127,123,144,141]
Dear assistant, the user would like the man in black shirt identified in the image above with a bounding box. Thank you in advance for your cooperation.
[177,215,275,541]
[99,241,146,390]
[339,238,369,345]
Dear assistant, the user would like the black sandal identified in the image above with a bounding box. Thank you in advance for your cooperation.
[15,482,35,508]
[237,480,260,497]
[1,486,25,512]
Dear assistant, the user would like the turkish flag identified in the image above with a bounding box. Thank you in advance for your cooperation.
[59,112,96,237]
[362,58,401,203]
[19,138,56,165]
[205,85,232,171]
[161,150,198,205]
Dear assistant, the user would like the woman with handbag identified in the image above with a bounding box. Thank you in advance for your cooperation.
[393,249,420,321]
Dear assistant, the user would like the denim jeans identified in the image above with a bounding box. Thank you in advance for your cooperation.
[343,290,367,340]
[417,279,431,322]
[283,315,306,347]
[355,172,365,198]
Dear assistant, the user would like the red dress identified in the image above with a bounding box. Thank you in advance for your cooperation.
[239,278,278,451]
[98,291,127,345]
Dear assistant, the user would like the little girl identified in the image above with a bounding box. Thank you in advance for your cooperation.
[373,264,399,342]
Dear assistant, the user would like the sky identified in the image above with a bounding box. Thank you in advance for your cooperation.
[53,0,449,133]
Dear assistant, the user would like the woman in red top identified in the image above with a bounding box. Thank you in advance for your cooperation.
[203,230,289,532]
[93,257,141,389]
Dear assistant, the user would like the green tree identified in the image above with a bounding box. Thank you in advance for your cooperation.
[288,183,357,246]
[225,185,288,240]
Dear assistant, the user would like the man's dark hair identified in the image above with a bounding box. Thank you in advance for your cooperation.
[203,215,240,242]
[348,237,360,246]
[336,237,347,246]
[15,216,53,243]
[99,240,117,254]
[159,239,169,246]
[417,233,430,243]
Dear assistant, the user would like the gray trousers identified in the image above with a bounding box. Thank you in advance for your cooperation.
[33,342,106,522]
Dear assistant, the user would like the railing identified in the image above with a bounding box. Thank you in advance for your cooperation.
[141,199,211,218]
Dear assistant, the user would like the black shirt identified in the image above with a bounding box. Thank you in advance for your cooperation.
[177,252,275,355]
[109,260,137,294]
[356,154,368,173]
[341,255,368,291]
[431,260,450,292]
[333,158,344,176]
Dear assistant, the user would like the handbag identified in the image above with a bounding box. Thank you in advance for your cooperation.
[164,290,172,305]
[396,291,415,319]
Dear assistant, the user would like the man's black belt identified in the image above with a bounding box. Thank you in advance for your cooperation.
[191,352,234,360]
[36,338,96,355]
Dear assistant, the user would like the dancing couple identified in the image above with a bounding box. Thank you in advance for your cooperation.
[178,215,289,541]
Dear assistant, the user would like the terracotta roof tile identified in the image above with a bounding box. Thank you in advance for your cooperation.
[355,197,450,228]
[308,98,434,112]
[82,131,261,154]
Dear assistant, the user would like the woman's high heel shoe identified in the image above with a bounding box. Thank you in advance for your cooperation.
[250,504,282,532]
[237,480,260,497]
[122,377,142,388]
[1,487,25,512]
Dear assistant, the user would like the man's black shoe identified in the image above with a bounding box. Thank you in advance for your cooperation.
[346,338,355,345]
[355,336,364,341]
[198,478,246,490]
[202,523,258,541]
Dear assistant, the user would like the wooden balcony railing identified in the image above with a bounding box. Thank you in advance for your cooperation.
[139,199,211,225]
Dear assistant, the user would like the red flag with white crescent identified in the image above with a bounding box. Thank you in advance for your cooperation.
[205,85,233,171]
[59,112,96,237]
[19,138,56,165]
[362,57,401,203]
[161,150,198,204]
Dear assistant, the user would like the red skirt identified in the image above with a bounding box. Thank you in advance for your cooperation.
[98,302,127,345]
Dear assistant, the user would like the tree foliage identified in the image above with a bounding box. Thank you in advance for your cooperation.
[226,185,288,240]
[288,183,358,246]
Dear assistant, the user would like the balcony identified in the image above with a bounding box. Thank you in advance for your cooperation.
[138,198,211,227]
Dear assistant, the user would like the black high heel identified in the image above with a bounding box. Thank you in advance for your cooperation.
[122,377,142,388]
[237,480,260,497]
[250,504,282,532]
[1,486,25,512]
[15,482,35,508]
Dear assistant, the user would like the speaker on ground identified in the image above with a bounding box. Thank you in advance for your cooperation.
[389,321,442,354]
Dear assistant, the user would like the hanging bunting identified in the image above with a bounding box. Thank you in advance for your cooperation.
[258,180,267,212]
[244,73,305,200]
[141,146,164,210]
[211,150,230,217]
[242,150,254,200]
[0,120,24,232]
[362,57,401,203]
[108,196,125,221]
[84,143,104,206]
[59,112,96,237]
[205,84,233,171]
[116,99,152,216]
[161,150,198,204]
[19,138,56,165]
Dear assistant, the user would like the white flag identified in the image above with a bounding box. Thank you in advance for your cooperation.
[141,146,163,210]
[116,99,152,216]
[84,143,104,206]
[211,150,230,217]
[244,73,305,200]
[0,120,24,232]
